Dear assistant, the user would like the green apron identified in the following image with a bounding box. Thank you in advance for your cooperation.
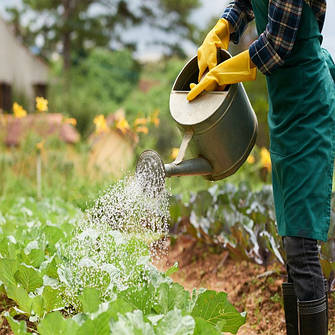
[251,0,335,241]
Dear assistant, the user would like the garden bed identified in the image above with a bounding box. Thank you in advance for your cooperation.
[156,235,335,335]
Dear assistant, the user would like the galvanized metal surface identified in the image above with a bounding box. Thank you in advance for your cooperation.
[170,91,228,126]
[173,130,193,165]
[168,49,258,181]
[165,157,213,178]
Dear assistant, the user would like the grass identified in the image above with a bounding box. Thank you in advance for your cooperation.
[0,136,116,210]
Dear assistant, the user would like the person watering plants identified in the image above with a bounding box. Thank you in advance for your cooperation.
[188,0,335,334]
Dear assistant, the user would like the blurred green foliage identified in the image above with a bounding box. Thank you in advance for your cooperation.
[244,74,270,148]
[50,49,140,136]
[0,135,114,210]
[122,58,186,160]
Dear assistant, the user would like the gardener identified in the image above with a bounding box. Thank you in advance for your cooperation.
[188,1,335,334]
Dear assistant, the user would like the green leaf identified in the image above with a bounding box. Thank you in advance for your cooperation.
[31,294,44,317]
[43,225,64,246]
[6,284,33,313]
[165,262,179,277]
[79,287,100,313]
[193,317,221,335]
[37,311,79,335]
[42,286,64,312]
[77,318,109,335]
[154,283,190,314]
[22,248,45,268]
[120,285,156,315]
[0,238,9,258]
[192,191,213,218]
[0,259,19,287]
[76,298,134,335]
[14,265,43,292]
[105,297,135,319]
[5,313,29,335]
[43,256,59,279]
[217,311,247,334]
[109,310,155,335]
[155,309,195,335]
[191,290,245,335]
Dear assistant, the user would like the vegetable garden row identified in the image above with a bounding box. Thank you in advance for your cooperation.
[170,182,335,282]
[0,193,245,335]
[0,181,334,334]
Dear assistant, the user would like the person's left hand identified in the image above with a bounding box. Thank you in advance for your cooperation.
[187,49,257,101]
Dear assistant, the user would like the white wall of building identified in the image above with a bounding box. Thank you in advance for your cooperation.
[0,17,48,106]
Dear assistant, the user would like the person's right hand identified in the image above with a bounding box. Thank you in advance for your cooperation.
[188,49,256,101]
[197,18,231,82]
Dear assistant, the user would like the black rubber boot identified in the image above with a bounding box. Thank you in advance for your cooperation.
[298,295,328,335]
[324,279,329,334]
[282,280,328,335]
[282,282,298,335]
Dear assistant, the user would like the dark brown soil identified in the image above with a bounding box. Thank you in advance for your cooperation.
[0,294,38,334]
[0,294,15,335]
[155,235,335,335]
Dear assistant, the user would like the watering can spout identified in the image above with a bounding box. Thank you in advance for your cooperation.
[136,150,213,185]
[164,157,213,178]
[135,50,257,185]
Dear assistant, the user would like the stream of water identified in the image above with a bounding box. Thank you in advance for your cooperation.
[58,169,170,308]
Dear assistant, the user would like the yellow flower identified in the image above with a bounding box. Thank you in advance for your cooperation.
[136,126,149,134]
[13,102,27,118]
[247,154,255,164]
[170,147,179,160]
[36,97,48,113]
[150,109,160,127]
[64,117,77,126]
[134,118,148,127]
[94,114,109,134]
[260,147,271,171]
[36,140,45,152]
[116,117,130,135]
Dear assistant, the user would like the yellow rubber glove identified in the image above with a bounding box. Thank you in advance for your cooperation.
[197,18,231,82]
[187,50,256,101]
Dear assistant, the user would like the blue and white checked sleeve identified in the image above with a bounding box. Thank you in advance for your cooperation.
[221,0,255,44]
[249,0,305,75]
[222,0,325,75]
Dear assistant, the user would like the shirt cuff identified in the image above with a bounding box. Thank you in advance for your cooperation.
[249,33,285,75]
[222,8,246,44]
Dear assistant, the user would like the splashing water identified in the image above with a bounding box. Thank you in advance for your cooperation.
[57,168,170,310]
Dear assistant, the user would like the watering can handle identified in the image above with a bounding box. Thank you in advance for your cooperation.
[173,130,194,165]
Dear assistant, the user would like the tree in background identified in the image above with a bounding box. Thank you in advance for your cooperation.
[50,48,140,136]
[153,0,201,57]
[6,0,201,71]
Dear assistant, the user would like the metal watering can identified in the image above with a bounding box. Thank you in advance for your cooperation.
[136,50,257,183]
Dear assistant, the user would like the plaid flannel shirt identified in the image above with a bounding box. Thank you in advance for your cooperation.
[222,0,326,75]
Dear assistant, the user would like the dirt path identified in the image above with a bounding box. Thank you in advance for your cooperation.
[156,235,335,335]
